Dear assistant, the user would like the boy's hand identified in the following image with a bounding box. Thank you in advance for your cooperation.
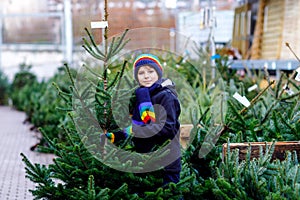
[104,131,130,144]
[105,132,115,143]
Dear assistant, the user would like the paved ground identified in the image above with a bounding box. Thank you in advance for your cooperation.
[0,106,54,200]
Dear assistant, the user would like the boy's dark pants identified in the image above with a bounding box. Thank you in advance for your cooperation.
[163,157,181,185]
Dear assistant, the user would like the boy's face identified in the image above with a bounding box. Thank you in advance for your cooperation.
[137,65,159,87]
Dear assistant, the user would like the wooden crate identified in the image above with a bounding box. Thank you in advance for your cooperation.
[180,124,193,149]
[222,141,300,161]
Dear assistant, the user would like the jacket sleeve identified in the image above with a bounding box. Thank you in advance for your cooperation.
[132,90,180,141]
[133,87,156,124]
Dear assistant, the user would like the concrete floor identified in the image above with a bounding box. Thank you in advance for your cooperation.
[0,106,54,200]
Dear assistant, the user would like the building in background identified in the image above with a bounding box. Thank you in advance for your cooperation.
[1,0,239,45]
[0,0,242,80]
[232,0,300,60]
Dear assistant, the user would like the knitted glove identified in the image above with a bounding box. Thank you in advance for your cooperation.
[105,132,115,143]
[123,125,132,136]
[135,87,156,124]
[105,130,131,144]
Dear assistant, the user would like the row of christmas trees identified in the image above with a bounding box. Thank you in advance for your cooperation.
[5,25,298,199]
[5,1,300,198]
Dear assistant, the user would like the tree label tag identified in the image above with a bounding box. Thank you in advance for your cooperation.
[247,84,258,92]
[295,67,300,82]
[91,21,108,29]
[283,84,295,95]
[233,92,250,107]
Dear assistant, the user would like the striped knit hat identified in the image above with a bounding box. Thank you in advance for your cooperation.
[133,54,163,81]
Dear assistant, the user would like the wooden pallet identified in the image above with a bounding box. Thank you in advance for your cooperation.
[250,0,267,59]
[180,124,193,149]
[232,3,251,59]
[222,141,300,161]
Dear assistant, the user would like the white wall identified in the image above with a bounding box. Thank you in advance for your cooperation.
[2,0,47,14]
[176,10,234,58]
[2,50,64,82]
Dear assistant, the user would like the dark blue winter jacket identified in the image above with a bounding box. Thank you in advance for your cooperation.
[105,78,181,173]
[132,78,181,173]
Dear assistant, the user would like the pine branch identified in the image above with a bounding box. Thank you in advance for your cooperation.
[260,100,278,125]
[82,63,103,79]
[83,27,105,58]
[280,91,300,101]
[20,153,54,186]
[240,80,275,114]
[109,183,128,199]
[108,60,127,91]
[285,42,300,81]
[64,63,76,87]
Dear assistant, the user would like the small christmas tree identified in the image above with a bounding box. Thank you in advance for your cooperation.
[20,1,204,199]
[210,140,300,199]
[0,68,9,105]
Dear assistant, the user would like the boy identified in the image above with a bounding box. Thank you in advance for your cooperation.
[106,53,181,185]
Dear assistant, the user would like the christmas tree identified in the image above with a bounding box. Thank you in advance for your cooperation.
[20,1,203,199]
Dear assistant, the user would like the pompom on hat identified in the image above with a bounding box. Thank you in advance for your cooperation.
[133,54,163,81]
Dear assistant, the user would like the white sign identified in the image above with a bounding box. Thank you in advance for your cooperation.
[233,92,250,107]
[247,84,258,92]
[91,21,108,29]
[295,67,300,82]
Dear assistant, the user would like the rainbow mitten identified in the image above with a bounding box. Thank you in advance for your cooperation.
[123,125,132,137]
[105,132,115,143]
[105,130,132,144]
[133,87,156,125]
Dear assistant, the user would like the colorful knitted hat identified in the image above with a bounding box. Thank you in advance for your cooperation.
[133,54,163,81]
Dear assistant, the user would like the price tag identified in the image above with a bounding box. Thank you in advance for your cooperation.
[247,84,258,92]
[233,92,250,107]
[295,67,300,82]
[91,21,108,29]
[283,84,294,95]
